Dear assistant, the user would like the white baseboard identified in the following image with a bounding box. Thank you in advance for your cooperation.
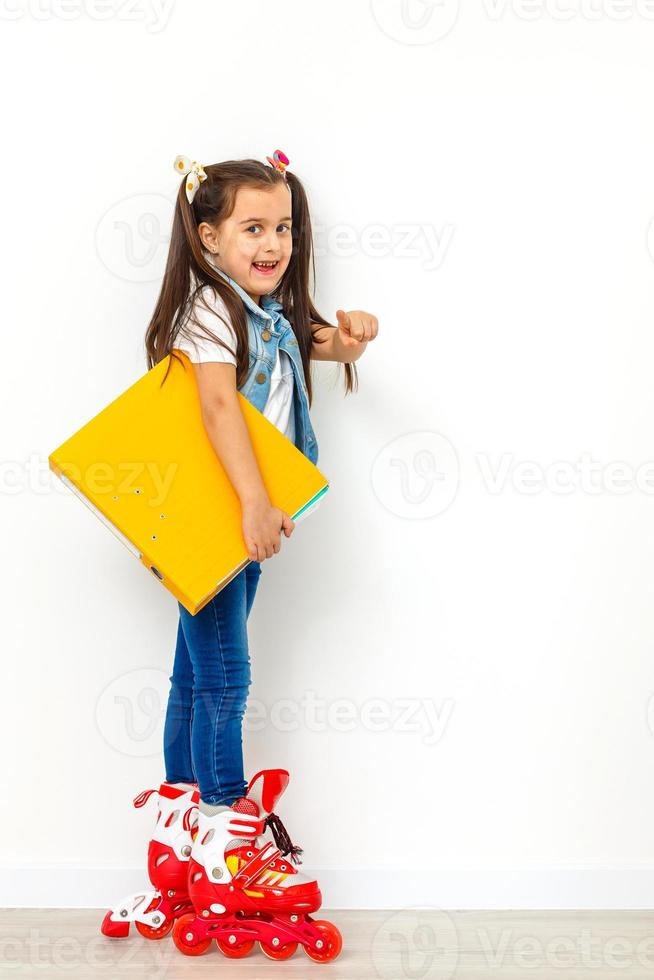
[1,866,654,910]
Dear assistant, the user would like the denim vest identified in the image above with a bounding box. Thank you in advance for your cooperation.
[211,265,319,466]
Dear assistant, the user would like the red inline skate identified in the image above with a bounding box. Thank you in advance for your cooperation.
[172,768,342,962]
[101,781,199,940]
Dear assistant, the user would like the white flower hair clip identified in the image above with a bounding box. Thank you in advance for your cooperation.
[173,155,207,203]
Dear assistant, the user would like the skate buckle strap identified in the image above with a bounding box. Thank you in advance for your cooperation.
[133,789,157,808]
[182,805,198,831]
[232,841,281,888]
[226,814,266,838]
[182,796,200,830]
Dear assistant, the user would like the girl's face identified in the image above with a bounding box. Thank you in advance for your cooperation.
[200,183,293,304]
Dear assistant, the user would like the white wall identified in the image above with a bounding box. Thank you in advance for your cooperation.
[3,0,654,909]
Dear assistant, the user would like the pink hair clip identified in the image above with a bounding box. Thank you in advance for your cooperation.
[266,149,290,180]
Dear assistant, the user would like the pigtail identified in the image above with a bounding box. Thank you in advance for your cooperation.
[280,171,358,403]
[145,173,250,388]
[144,189,192,377]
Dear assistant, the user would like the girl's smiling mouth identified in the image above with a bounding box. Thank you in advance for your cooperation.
[252,260,279,276]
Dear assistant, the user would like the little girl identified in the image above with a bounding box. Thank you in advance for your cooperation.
[145,150,378,817]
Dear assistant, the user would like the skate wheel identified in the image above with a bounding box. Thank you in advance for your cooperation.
[172,913,211,956]
[215,936,255,958]
[135,917,173,940]
[134,898,174,940]
[259,939,298,960]
[303,919,343,962]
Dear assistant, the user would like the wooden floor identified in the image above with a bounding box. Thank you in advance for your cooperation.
[1,908,654,978]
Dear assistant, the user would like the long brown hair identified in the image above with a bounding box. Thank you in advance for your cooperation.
[145,159,358,403]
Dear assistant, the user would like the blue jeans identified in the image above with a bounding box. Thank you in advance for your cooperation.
[163,561,263,805]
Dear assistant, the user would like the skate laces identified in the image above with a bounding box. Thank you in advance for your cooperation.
[232,797,303,863]
[264,812,304,865]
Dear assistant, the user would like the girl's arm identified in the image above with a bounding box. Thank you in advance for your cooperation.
[192,361,295,562]
[311,309,378,362]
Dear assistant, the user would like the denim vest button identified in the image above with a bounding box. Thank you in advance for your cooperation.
[255,371,267,384]
[261,330,271,342]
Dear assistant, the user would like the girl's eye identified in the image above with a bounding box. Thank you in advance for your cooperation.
[245,224,291,234]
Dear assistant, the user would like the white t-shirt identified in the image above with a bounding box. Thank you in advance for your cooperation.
[174,285,296,445]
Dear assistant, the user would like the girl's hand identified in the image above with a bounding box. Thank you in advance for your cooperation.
[335,309,379,354]
[242,496,295,562]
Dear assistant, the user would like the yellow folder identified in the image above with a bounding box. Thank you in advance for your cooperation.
[48,349,329,614]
